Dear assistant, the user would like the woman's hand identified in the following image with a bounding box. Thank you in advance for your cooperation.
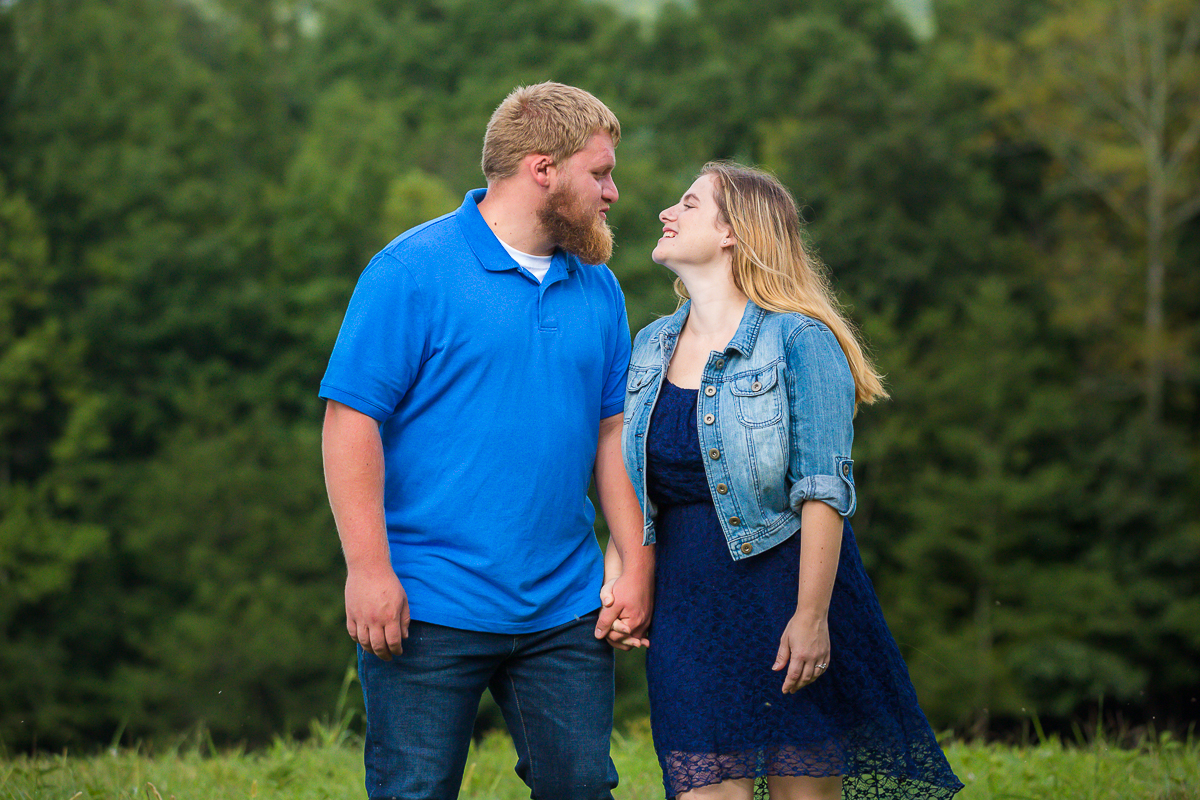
[772,609,830,693]
[600,535,623,608]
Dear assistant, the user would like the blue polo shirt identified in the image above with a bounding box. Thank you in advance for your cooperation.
[319,189,631,633]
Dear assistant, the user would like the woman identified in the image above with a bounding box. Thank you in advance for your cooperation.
[604,162,963,800]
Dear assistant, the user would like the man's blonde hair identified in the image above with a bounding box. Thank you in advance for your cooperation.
[482,82,621,181]
[678,162,888,408]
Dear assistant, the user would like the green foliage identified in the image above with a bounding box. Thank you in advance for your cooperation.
[377,171,460,247]
[271,79,410,278]
[0,0,1197,752]
[980,0,1200,425]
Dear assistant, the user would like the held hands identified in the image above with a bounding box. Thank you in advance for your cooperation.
[773,608,831,693]
[597,571,652,651]
[345,565,410,661]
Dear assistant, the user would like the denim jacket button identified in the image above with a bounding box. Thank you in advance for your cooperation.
[740,542,753,555]
[751,381,762,391]
[714,358,724,368]
[716,483,728,494]
[704,413,715,425]
[842,462,851,476]
[708,448,720,460]
[729,516,740,526]
[704,385,716,397]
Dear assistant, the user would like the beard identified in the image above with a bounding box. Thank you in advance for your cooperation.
[537,184,614,265]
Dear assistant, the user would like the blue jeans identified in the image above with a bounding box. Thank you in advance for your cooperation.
[357,610,618,800]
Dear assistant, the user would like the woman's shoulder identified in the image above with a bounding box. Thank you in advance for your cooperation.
[633,312,678,347]
[758,309,835,342]
[759,310,850,377]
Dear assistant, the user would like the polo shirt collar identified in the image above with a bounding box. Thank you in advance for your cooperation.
[457,188,577,275]
[658,299,766,356]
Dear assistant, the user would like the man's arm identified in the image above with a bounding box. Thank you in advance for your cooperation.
[592,413,654,648]
[322,399,409,660]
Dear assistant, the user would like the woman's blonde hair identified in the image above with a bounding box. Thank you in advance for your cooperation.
[482,82,621,181]
[678,161,888,407]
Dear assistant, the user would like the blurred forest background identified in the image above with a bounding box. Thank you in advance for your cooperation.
[1,0,1198,753]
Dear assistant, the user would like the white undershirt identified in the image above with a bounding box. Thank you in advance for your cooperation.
[498,239,553,283]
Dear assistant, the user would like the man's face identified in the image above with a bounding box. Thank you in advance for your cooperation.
[537,132,619,265]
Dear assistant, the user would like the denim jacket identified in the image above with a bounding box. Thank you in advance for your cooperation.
[622,300,856,561]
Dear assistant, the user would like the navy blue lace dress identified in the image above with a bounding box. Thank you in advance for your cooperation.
[644,381,963,800]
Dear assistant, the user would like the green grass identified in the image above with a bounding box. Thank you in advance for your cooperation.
[2,723,1197,799]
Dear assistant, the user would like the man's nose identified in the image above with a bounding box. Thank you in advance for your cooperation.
[604,177,619,203]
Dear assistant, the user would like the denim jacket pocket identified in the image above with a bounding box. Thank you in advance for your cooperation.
[729,364,783,427]
[625,366,661,422]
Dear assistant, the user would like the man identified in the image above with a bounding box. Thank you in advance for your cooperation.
[320,82,653,800]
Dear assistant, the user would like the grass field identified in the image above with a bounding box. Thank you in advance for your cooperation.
[3,722,1197,800]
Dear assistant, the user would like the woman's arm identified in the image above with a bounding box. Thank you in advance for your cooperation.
[601,535,624,601]
[774,321,856,691]
[773,499,842,692]
[784,323,857,518]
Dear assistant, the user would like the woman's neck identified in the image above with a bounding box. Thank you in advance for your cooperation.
[679,268,749,343]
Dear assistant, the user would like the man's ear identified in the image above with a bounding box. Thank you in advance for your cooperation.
[525,153,556,189]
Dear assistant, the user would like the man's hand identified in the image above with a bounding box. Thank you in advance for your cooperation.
[596,568,652,650]
[345,565,410,661]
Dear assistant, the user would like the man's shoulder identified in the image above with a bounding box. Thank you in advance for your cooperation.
[378,210,463,265]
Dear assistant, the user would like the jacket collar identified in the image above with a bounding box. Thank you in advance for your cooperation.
[658,299,766,357]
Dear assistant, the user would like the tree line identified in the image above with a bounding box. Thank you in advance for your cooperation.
[1,0,1197,750]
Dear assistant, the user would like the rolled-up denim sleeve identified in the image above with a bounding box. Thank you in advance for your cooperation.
[784,321,857,517]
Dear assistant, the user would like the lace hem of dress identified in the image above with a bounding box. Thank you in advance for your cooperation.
[663,745,963,799]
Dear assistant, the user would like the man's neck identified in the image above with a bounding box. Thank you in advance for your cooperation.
[477,181,555,256]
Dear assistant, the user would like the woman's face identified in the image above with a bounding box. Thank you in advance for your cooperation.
[652,173,733,271]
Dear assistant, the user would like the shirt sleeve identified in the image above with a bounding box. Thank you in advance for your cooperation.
[784,321,857,517]
[318,252,428,422]
[598,272,632,420]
